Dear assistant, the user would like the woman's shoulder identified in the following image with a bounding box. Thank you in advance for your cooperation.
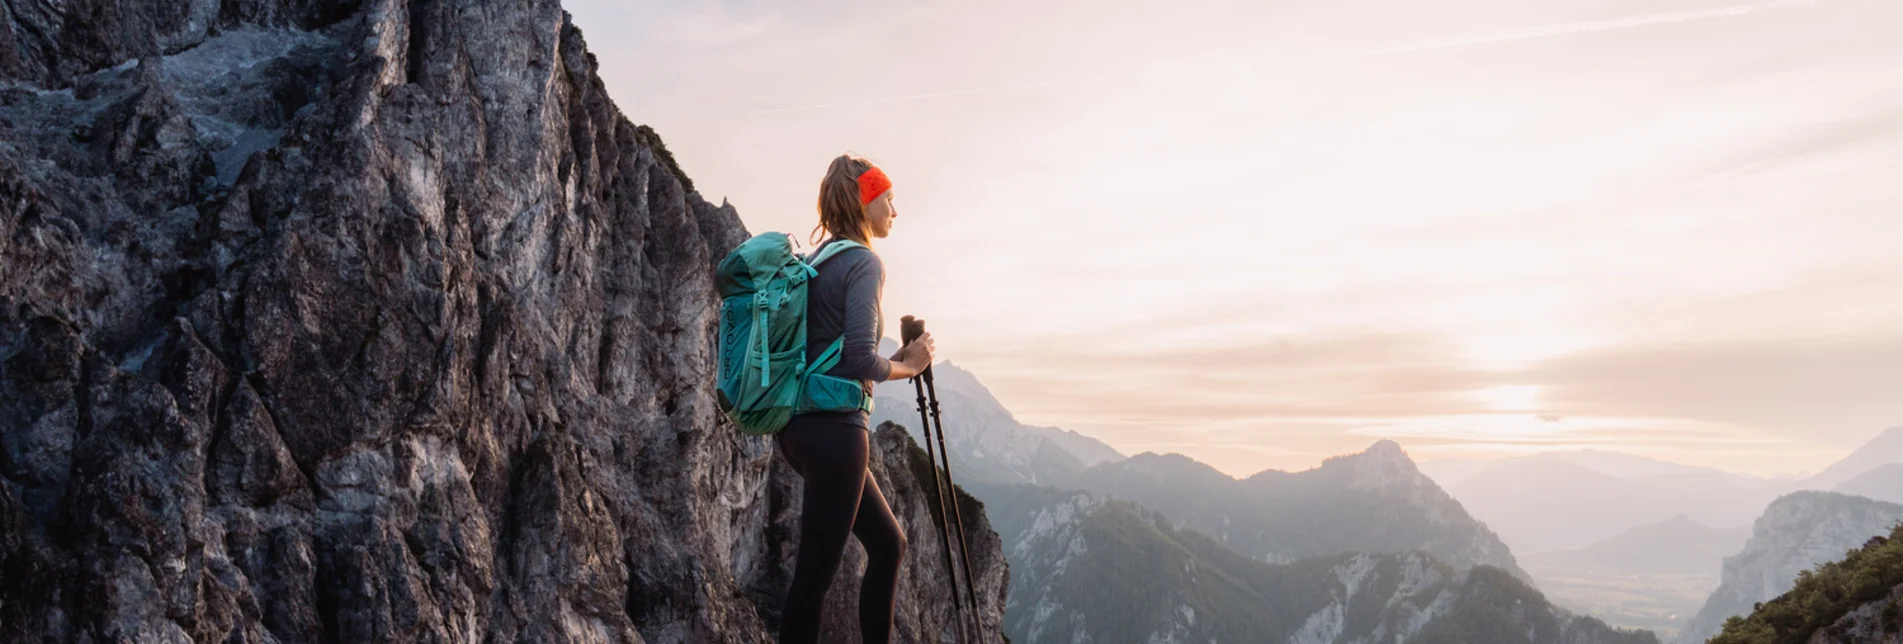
[825,242,882,272]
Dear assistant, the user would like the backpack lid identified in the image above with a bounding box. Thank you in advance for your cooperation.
[716,234,795,295]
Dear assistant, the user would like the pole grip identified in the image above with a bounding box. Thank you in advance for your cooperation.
[901,315,924,345]
[899,315,934,382]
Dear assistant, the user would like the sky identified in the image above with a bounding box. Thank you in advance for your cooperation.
[564,0,1903,478]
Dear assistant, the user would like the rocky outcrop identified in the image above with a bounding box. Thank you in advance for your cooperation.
[1707,525,1903,644]
[1679,491,1903,644]
[1808,583,1903,644]
[0,1,1004,641]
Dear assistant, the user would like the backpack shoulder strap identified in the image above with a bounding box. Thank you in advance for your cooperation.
[805,238,865,268]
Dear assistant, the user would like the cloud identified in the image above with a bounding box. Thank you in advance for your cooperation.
[736,0,1839,115]
[957,322,1901,473]
[956,330,1537,459]
[1331,0,1827,59]
[1527,333,1903,446]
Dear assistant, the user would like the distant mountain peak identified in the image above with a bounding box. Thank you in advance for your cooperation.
[1320,439,1421,479]
[1800,425,1903,490]
[1362,439,1411,463]
[1316,441,1475,521]
[1869,425,1903,447]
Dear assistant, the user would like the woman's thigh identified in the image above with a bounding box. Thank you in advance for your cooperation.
[852,472,905,557]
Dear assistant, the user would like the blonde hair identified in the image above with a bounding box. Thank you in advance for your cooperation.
[812,154,877,246]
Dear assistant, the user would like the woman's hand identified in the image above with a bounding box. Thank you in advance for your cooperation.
[899,331,935,370]
[884,331,935,381]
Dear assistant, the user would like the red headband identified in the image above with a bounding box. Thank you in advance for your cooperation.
[856,166,892,207]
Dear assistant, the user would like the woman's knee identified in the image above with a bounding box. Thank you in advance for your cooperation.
[867,528,907,564]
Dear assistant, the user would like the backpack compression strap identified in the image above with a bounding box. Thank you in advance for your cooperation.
[755,258,818,387]
[804,336,846,381]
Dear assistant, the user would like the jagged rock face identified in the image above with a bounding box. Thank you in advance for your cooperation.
[0,1,1005,642]
[1678,491,1903,644]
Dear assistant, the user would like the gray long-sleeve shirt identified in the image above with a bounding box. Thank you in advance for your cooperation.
[805,239,892,391]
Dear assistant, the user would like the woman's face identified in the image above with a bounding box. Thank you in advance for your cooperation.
[864,190,897,238]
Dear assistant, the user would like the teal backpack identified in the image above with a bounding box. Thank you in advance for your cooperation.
[714,233,876,435]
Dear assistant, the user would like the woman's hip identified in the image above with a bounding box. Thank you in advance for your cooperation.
[776,411,871,472]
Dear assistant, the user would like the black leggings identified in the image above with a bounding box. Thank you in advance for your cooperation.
[775,413,907,644]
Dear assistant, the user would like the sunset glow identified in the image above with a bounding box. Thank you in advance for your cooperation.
[569,0,1903,476]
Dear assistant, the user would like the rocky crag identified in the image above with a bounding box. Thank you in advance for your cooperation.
[1710,524,1903,644]
[0,1,1004,641]
[1678,491,1903,644]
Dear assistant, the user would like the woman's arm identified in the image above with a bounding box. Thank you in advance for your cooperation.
[834,255,896,382]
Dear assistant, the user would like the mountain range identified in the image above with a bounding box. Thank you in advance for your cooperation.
[1424,453,1777,554]
[1068,441,1531,580]
[1519,515,1751,639]
[1523,514,1751,578]
[876,359,1526,577]
[1796,427,1903,491]
[902,353,1903,643]
[1833,463,1903,505]
[974,482,1656,644]
[1421,427,1903,555]
[870,359,1126,488]
[886,359,1651,641]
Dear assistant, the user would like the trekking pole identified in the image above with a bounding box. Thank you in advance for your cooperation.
[905,317,986,641]
[902,316,971,644]
[921,356,985,641]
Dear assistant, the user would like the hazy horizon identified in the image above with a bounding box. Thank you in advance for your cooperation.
[567,0,1903,477]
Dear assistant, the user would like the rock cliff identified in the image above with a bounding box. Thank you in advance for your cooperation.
[0,1,1005,641]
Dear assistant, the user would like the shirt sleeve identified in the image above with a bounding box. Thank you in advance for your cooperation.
[835,252,893,383]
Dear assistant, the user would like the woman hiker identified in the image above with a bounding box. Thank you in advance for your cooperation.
[776,154,936,644]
